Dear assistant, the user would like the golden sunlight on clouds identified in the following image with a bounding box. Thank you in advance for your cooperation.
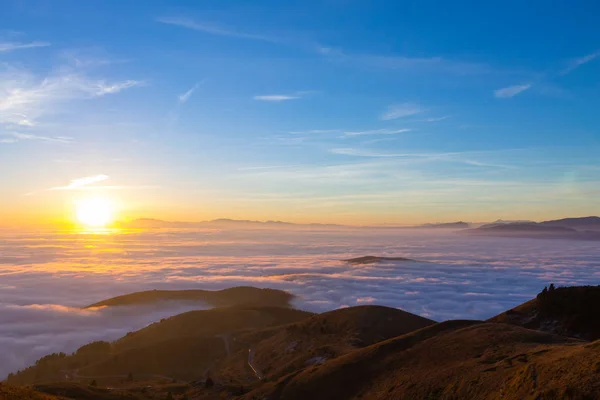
[75,197,115,228]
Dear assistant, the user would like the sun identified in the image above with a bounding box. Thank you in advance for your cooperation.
[75,198,114,228]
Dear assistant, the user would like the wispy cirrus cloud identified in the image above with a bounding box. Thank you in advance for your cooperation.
[320,47,492,75]
[24,174,110,196]
[178,81,204,104]
[357,55,491,75]
[493,51,597,98]
[93,80,141,96]
[1,132,72,144]
[424,116,450,122]
[560,50,600,75]
[157,17,280,43]
[344,128,411,137]
[0,41,50,52]
[58,49,133,68]
[237,165,301,171]
[380,103,424,120]
[254,94,300,102]
[51,175,109,191]
[493,83,532,98]
[330,148,433,158]
[157,16,493,78]
[0,65,142,128]
[289,129,341,135]
[329,147,515,169]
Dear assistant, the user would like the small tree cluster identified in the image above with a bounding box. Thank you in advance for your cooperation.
[537,283,556,299]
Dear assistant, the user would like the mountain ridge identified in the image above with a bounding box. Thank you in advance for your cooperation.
[464,216,600,240]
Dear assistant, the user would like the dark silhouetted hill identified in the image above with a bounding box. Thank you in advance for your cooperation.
[539,216,600,230]
[343,256,416,264]
[86,287,293,309]
[476,223,575,233]
[490,285,600,340]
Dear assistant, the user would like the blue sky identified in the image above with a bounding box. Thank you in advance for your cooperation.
[1,0,599,225]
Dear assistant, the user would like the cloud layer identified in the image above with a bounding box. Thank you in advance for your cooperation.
[1,228,599,378]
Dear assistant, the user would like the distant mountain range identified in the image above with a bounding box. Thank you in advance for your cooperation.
[478,219,536,227]
[120,218,473,230]
[464,216,600,240]
[119,217,600,235]
[7,284,600,399]
[118,218,343,229]
[413,221,471,229]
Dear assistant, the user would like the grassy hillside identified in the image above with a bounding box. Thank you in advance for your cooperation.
[80,336,224,380]
[33,383,150,400]
[490,285,600,340]
[8,286,600,400]
[86,287,294,309]
[243,321,596,400]
[6,306,312,386]
[0,384,65,400]
[214,305,435,382]
[115,306,313,351]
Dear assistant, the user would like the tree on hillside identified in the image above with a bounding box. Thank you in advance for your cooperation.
[205,377,214,388]
[549,283,556,292]
[90,379,97,387]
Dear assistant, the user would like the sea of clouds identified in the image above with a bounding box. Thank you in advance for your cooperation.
[1,227,599,378]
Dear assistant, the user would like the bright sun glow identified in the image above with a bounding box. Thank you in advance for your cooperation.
[75,198,114,228]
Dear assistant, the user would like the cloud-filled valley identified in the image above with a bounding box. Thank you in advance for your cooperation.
[0,227,599,378]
